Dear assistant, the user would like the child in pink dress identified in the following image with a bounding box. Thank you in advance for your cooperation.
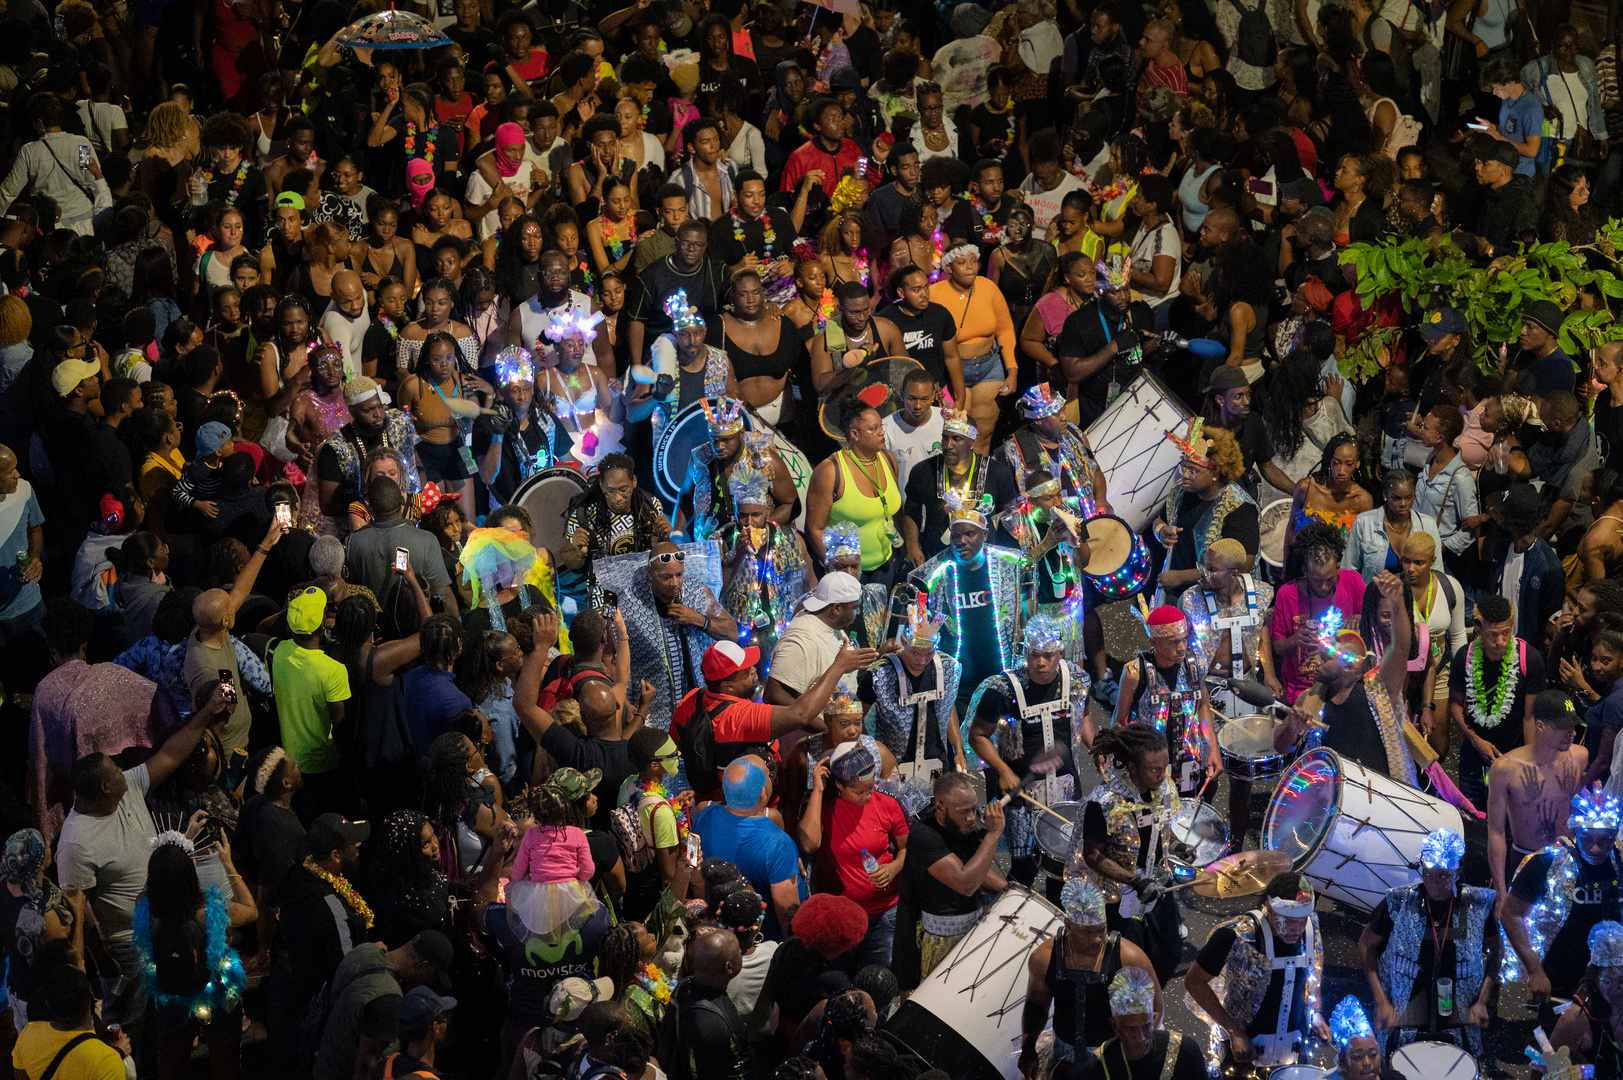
[511,788,595,884]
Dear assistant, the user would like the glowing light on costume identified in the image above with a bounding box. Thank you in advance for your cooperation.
[1419,828,1465,871]
[1109,967,1157,1015]
[1329,997,1374,1050]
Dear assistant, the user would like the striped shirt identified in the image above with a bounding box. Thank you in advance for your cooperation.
[1138,58,1189,108]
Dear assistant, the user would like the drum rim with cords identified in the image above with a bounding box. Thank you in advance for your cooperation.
[1081,370,1193,532]
[1258,499,1293,569]
[511,464,590,558]
[817,355,924,442]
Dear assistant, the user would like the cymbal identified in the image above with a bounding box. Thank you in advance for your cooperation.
[1189,850,1294,898]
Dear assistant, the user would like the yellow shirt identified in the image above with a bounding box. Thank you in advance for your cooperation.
[12,1024,126,1080]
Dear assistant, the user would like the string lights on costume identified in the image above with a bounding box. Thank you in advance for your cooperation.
[1501,783,1623,981]
[1129,598,1205,762]
[665,290,705,331]
[1329,997,1374,1050]
[1419,827,1466,871]
[699,395,746,436]
[1109,967,1157,1015]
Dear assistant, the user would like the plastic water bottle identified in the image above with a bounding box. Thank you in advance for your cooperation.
[861,849,879,874]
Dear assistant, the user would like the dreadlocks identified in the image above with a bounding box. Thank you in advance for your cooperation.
[1091,724,1169,772]
[418,732,473,830]
[1285,520,1347,586]
[564,453,666,562]
[1258,348,1327,459]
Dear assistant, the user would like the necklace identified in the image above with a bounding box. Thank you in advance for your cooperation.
[1466,639,1519,729]
[637,777,691,839]
[732,210,776,256]
[302,857,374,928]
[600,214,637,260]
[634,962,674,1005]
[404,121,439,165]
[576,248,595,296]
[816,287,836,331]
[844,449,887,493]
[214,161,249,205]
[966,192,1004,244]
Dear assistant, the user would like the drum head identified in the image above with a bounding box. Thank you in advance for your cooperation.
[652,399,754,505]
[1082,515,1134,575]
[512,466,590,556]
[1262,748,1344,868]
[1218,714,1282,758]
[1258,499,1292,568]
[1270,1067,1329,1080]
[1169,802,1230,867]
[1034,801,1082,863]
[819,356,924,442]
[1391,1043,1476,1080]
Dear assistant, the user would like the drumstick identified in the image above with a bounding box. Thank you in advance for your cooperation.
[1017,789,1081,825]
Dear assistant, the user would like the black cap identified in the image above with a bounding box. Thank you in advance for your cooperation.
[1534,690,1580,729]
[409,930,455,990]
[1483,140,1520,168]
[306,814,370,858]
[1488,482,1541,520]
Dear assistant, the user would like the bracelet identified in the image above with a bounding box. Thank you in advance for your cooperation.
[255,547,270,555]
[492,434,504,443]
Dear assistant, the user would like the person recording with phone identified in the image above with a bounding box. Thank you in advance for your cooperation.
[0,95,105,236]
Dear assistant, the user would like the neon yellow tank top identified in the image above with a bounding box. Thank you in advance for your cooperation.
[830,451,900,571]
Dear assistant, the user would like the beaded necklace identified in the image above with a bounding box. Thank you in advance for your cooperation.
[215,160,250,205]
[637,777,691,839]
[404,121,439,165]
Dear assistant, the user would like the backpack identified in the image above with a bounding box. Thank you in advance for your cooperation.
[610,789,665,874]
[1371,96,1423,156]
[294,980,335,1080]
[1231,0,1277,68]
[677,692,772,790]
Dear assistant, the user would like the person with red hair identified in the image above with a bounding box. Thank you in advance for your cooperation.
[760,892,870,1038]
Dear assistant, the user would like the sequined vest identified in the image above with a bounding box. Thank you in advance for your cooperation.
[325,410,421,495]
[872,653,961,764]
[1375,884,1493,1054]
[1068,772,1181,903]
[1165,481,1257,570]
[1187,910,1322,1060]
[1129,651,1206,785]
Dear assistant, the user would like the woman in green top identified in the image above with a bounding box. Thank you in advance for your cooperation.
[805,398,905,588]
[600,920,667,1037]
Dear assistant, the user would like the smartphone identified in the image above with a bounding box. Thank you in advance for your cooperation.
[218,669,237,705]
[600,589,618,609]
[393,546,410,573]
[77,145,91,171]
[1468,121,1491,131]
[53,13,63,35]
[222,748,248,792]
[275,503,293,528]
[685,833,701,865]
[1246,177,1274,198]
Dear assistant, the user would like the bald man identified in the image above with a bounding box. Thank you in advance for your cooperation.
[694,754,806,938]
[0,443,46,665]
[675,929,754,1077]
[182,516,287,750]
[319,270,371,379]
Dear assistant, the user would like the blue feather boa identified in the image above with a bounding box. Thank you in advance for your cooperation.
[131,886,247,1021]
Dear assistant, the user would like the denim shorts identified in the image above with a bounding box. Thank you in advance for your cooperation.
[961,348,1003,386]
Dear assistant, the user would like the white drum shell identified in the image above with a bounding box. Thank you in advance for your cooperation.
[1082,372,1194,532]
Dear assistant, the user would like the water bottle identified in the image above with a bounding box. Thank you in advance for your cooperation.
[861,849,879,874]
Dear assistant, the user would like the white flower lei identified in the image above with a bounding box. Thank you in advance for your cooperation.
[1464,639,1518,730]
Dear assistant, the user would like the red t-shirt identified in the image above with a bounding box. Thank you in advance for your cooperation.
[780,137,864,197]
[508,50,550,84]
[435,92,478,157]
[814,790,908,914]
[669,690,778,796]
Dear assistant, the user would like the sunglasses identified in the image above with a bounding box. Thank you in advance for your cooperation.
[648,550,686,564]
[656,751,681,764]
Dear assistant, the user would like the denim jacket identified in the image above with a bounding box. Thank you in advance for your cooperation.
[1522,55,1610,141]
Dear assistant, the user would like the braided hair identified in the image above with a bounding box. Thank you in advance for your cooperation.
[599,922,646,995]
[1311,432,1360,485]
[418,732,473,831]
[1284,520,1346,587]
[1092,724,1168,772]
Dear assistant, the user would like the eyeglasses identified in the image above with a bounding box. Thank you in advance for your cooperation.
[675,239,706,250]
[648,550,686,564]
[656,751,681,765]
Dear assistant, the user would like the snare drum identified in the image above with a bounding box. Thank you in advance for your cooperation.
[1270,1066,1330,1080]
[511,465,590,556]
[1034,801,1082,879]
[1390,1042,1477,1080]
[1167,800,1230,867]
[1218,714,1287,780]
[1258,500,1292,569]
[1083,514,1151,599]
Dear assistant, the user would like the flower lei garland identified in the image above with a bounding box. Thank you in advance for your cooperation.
[1466,639,1519,729]
[635,962,675,1005]
[601,214,637,260]
[577,249,595,296]
[379,313,400,340]
[733,210,776,257]
[815,287,837,331]
[404,121,439,165]
[638,777,691,839]
[209,161,250,205]
[966,192,1003,244]
[638,101,650,131]
[855,248,869,286]
[303,856,375,928]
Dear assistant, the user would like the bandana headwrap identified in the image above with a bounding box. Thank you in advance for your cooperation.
[1024,613,1066,652]
[728,462,771,507]
[494,122,526,178]
[824,687,865,720]
[1145,605,1188,640]
[823,522,862,562]
[344,376,387,407]
[1026,474,1061,498]
[1570,782,1623,831]
[1,829,48,893]
[941,243,980,270]
[944,489,992,529]
[701,396,746,436]
[1018,383,1066,419]
[1096,254,1130,291]
[1329,996,1374,1050]
[494,346,535,386]
[1060,878,1106,926]
[543,307,606,344]
[1166,417,1212,468]
[1591,921,1623,968]
[665,289,704,331]
[1267,875,1316,917]
[1108,967,1156,1015]
[1419,827,1465,871]
[405,159,435,213]
[902,591,947,647]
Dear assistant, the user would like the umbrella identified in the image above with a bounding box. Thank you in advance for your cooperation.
[806,0,861,16]
[335,9,450,50]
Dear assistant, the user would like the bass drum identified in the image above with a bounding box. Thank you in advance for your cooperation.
[1258,499,1292,569]
[511,465,590,557]
[652,400,809,526]
[1082,371,1193,531]
[883,885,1063,1080]
[818,355,924,442]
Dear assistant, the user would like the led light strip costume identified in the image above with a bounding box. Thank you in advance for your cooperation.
[913,491,1023,673]
[1163,418,1257,572]
[684,402,772,542]
[648,290,732,450]
[1065,714,1181,902]
[965,614,1092,862]
[1316,608,1418,786]
[716,462,808,665]
[1002,476,1090,669]
[1501,783,1623,982]
[324,378,423,504]
[1187,877,1324,1074]
[1125,600,1208,794]
[1179,546,1273,721]
[489,346,558,484]
[541,307,622,467]
[1005,382,1100,508]
[872,594,958,789]
[929,403,996,546]
[1375,827,1492,1054]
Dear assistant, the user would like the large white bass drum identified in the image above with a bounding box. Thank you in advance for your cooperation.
[1082,370,1194,531]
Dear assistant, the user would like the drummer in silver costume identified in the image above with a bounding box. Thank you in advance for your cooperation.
[1072,968,1208,1080]
[1001,382,1109,510]
[1114,603,1221,799]
[674,397,798,540]
[1020,879,1161,1077]
[863,593,967,789]
[716,461,812,667]
[1356,827,1497,1055]
[1186,872,1331,1075]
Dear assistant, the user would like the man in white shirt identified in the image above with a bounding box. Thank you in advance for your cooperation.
[882,369,944,491]
[1021,131,1087,233]
[319,271,371,379]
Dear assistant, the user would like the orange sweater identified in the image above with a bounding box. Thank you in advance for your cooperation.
[931,277,1018,371]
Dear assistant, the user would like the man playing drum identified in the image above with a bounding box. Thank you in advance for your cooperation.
[1326,997,1384,1080]
[1357,827,1497,1054]
[892,772,1006,993]
[1113,604,1221,800]
[1072,968,1206,1080]
[674,398,798,540]
[1273,572,1420,788]
[1503,784,1623,1032]
[1001,382,1108,508]
[1153,420,1259,599]
[968,614,1093,899]
[900,404,1018,565]
[1186,873,1332,1074]
[1020,879,1161,1077]
[1068,724,1182,982]
[1487,690,1587,900]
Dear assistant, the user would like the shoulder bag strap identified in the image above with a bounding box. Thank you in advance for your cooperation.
[40,1034,100,1080]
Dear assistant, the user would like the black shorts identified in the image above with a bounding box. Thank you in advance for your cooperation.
[416,439,475,481]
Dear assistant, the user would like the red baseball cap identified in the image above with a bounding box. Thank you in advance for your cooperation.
[701,640,761,681]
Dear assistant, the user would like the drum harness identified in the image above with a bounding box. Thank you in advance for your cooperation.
[1100,1030,1184,1080]
[1203,577,1261,715]
[889,653,947,786]
[1248,912,1317,1066]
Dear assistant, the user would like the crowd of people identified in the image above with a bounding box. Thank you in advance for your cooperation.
[7,0,1623,1076]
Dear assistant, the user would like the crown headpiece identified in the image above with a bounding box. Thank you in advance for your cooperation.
[823,523,862,562]
[944,489,993,529]
[1024,613,1066,653]
[664,289,704,330]
[1060,878,1107,926]
[1108,967,1156,1016]
[1570,782,1623,831]
[543,307,605,344]
[1096,254,1130,291]
[1018,382,1066,419]
[1592,921,1623,967]
[727,462,772,508]
[1419,827,1465,870]
[904,591,948,647]
[824,687,865,719]
[494,346,534,386]
[1166,417,1212,468]
[940,388,978,440]
[701,396,746,437]
[1329,997,1374,1050]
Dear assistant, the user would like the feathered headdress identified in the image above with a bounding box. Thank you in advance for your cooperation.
[543,307,606,344]
[903,591,947,647]
[944,489,993,529]
[1570,781,1623,831]
[1024,613,1066,652]
[1419,827,1465,871]
[459,527,539,631]
[1018,383,1066,420]
[1096,254,1130,291]
[728,462,772,508]
[823,522,862,563]
[494,346,534,386]
[940,388,978,440]
[1108,967,1156,1016]
[1165,417,1212,468]
[701,396,746,437]
[1060,878,1106,926]
[664,289,704,331]
[1329,997,1374,1050]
